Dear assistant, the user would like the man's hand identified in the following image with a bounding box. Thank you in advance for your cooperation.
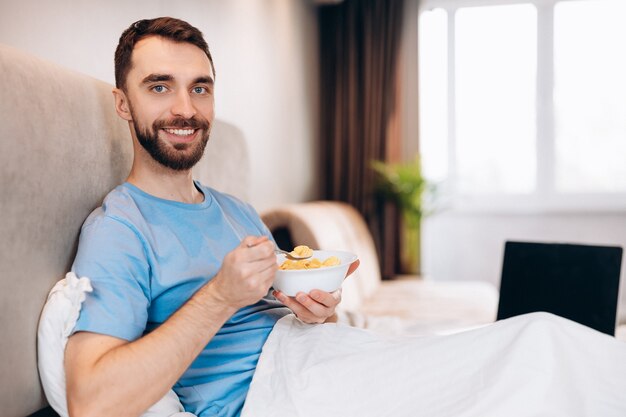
[273,288,341,324]
[272,259,360,324]
[208,235,278,309]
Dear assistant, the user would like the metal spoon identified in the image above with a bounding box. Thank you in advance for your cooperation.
[275,246,313,260]
[224,213,313,260]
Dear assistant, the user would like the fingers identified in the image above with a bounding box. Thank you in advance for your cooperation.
[308,289,341,308]
[345,259,360,278]
[273,289,341,324]
[241,235,269,248]
[211,235,278,309]
[279,293,329,324]
[237,236,275,263]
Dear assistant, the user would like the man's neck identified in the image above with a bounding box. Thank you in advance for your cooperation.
[126,160,204,204]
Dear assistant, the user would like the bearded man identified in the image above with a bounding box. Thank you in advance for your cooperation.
[64,17,357,417]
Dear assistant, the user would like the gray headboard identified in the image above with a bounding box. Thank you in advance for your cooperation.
[0,43,250,416]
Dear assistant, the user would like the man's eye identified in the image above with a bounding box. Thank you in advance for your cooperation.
[152,85,168,93]
[193,86,208,94]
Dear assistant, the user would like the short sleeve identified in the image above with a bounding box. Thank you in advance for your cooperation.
[71,212,151,341]
[245,203,274,241]
[208,187,275,243]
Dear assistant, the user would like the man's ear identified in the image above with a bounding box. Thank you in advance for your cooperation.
[112,88,132,121]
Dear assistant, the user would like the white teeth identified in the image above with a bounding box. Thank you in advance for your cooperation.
[165,128,194,136]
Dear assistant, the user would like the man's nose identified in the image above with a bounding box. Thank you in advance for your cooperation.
[171,90,197,119]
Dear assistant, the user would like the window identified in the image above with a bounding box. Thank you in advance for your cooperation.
[419,0,626,211]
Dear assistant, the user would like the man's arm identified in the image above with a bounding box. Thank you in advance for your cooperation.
[65,236,277,417]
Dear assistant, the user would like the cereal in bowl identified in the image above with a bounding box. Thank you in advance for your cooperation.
[279,247,341,270]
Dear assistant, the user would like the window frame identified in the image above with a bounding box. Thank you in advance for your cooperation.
[418,0,626,214]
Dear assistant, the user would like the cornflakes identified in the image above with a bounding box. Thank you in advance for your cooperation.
[290,245,314,258]
[278,246,341,270]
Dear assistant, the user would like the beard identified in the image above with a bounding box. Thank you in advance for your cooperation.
[129,105,211,171]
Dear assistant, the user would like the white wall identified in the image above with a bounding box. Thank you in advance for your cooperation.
[422,212,626,324]
[0,0,319,212]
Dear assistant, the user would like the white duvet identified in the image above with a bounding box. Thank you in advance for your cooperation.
[242,312,626,417]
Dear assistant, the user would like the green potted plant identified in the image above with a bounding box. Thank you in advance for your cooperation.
[371,156,431,275]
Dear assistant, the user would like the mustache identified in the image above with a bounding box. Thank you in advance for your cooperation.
[154,116,210,130]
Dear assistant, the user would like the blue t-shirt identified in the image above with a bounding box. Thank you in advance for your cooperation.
[72,181,291,417]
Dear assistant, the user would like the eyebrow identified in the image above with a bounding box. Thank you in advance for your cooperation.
[193,76,215,86]
[141,74,173,84]
[141,74,214,85]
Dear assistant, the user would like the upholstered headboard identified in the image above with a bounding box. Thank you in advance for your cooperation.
[0,43,250,417]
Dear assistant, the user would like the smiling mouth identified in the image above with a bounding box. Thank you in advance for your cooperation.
[163,128,196,137]
[160,128,200,145]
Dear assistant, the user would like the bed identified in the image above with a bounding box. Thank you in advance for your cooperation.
[4,41,625,417]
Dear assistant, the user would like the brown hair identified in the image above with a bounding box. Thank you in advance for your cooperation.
[114,17,215,90]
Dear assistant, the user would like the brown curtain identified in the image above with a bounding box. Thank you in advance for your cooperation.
[318,0,405,278]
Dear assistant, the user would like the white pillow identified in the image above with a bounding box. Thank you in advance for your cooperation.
[37,272,195,417]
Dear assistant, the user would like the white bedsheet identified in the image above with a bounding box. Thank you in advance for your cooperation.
[242,312,626,417]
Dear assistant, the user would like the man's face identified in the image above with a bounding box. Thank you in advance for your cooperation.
[122,36,215,171]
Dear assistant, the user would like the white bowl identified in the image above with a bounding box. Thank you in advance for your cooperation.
[272,249,358,296]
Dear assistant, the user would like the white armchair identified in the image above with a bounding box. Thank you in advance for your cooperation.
[262,201,499,335]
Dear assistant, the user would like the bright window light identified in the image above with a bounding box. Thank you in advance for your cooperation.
[418,0,626,211]
[554,0,626,193]
[455,4,536,195]
[419,8,448,184]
